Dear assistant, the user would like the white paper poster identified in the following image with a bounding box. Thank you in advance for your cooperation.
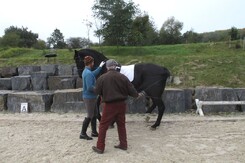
[20,103,28,113]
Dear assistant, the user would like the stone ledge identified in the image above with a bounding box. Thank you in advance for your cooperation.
[1,87,245,114]
[7,91,54,112]
[0,90,14,111]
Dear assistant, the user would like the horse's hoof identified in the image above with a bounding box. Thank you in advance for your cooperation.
[150,126,157,130]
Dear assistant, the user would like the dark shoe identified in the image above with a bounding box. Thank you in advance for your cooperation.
[80,133,93,140]
[114,145,127,150]
[80,117,92,140]
[92,146,103,154]
[91,132,98,137]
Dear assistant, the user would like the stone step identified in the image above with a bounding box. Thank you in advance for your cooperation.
[51,101,86,113]
[51,88,84,113]
[0,90,13,111]
[7,91,54,112]
[1,87,245,114]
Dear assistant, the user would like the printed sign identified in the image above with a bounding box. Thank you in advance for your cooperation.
[20,103,28,113]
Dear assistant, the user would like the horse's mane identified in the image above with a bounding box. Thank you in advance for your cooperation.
[74,48,109,78]
[75,49,108,61]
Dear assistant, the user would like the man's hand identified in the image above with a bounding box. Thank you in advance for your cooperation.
[138,91,146,98]
[99,61,105,67]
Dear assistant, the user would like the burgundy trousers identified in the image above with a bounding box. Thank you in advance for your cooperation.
[96,101,127,151]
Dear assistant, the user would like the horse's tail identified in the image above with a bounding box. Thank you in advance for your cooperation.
[162,67,171,80]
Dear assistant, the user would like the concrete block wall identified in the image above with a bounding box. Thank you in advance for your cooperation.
[0,65,245,114]
[0,64,81,91]
[1,87,245,114]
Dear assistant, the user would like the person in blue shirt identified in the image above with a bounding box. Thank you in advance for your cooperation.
[80,56,105,140]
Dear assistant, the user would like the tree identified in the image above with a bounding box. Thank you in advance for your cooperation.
[47,29,67,49]
[33,39,46,49]
[1,32,20,47]
[128,14,158,46]
[239,28,245,39]
[182,29,201,43]
[229,27,238,41]
[159,17,183,44]
[92,0,138,46]
[1,26,38,48]
[82,19,93,45]
[93,18,104,45]
[66,37,91,49]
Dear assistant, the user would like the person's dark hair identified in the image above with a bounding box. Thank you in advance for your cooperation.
[84,56,94,66]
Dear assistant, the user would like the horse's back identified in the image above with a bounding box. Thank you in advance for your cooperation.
[135,63,170,78]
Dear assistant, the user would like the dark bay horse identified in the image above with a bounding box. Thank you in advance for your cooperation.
[74,48,170,129]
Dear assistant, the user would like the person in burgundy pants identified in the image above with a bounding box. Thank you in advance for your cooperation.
[92,59,143,154]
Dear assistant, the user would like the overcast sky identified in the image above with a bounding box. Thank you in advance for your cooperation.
[0,0,244,42]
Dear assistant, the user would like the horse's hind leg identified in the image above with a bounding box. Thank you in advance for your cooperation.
[145,98,156,113]
[151,98,165,129]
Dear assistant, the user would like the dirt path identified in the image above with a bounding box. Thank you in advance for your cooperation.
[0,112,245,163]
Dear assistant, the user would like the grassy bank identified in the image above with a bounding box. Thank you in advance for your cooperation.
[0,42,244,88]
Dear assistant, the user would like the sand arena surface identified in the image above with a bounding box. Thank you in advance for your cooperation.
[0,112,245,163]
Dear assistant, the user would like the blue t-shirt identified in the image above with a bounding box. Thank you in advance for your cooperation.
[82,66,102,99]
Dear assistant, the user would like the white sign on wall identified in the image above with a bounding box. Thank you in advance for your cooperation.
[20,103,28,113]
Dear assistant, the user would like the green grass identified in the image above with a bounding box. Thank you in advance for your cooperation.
[0,42,245,88]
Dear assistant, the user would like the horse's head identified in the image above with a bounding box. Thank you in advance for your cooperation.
[74,48,108,78]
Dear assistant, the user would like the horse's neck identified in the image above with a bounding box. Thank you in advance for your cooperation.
[119,65,135,82]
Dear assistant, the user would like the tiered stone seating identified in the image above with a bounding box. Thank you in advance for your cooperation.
[1,65,245,114]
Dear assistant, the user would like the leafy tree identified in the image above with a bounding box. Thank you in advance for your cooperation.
[66,37,91,49]
[159,17,183,44]
[19,27,38,47]
[1,32,20,47]
[47,29,67,49]
[33,39,46,49]
[182,29,201,43]
[229,27,238,41]
[128,14,158,46]
[200,30,229,42]
[1,26,38,48]
[239,28,245,39]
[93,18,104,45]
[92,0,138,46]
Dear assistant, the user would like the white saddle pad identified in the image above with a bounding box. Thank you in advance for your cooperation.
[120,65,135,82]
